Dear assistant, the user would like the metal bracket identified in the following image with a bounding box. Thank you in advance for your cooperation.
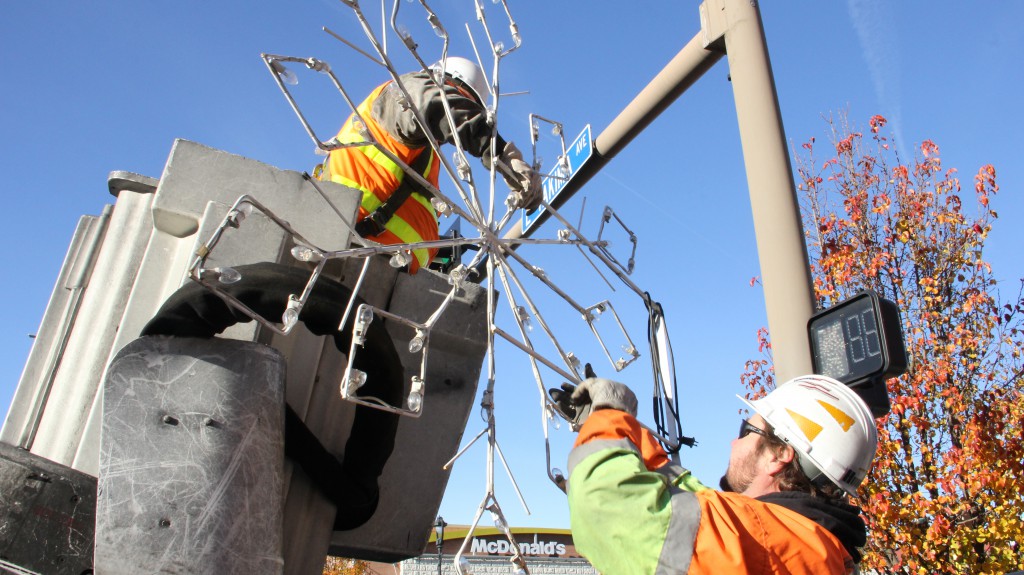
[596,206,638,275]
[341,303,430,417]
[699,0,728,52]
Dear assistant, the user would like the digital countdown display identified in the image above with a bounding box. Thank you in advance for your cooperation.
[808,290,907,415]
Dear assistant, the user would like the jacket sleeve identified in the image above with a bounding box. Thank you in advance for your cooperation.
[372,71,504,162]
[567,409,709,575]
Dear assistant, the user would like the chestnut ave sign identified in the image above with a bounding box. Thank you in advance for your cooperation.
[521,124,593,234]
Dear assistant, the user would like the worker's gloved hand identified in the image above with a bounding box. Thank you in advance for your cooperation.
[548,364,605,430]
[500,142,543,212]
[571,377,638,418]
[549,382,588,431]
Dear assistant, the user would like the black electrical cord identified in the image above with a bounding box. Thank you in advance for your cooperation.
[645,294,696,452]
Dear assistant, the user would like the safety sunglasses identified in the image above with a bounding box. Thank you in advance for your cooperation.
[738,419,768,440]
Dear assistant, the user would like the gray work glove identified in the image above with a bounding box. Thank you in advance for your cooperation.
[499,142,543,212]
[549,363,597,430]
[550,366,637,430]
[572,377,638,418]
[549,382,587,431]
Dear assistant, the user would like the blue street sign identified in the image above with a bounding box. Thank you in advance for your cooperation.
[521,124,593,234]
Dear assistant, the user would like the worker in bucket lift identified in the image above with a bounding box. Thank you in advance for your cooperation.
[556,375,874,574]
[317,56,542,273]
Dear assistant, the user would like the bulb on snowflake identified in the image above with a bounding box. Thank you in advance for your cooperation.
[491,510,507,531]
[546,406,561,430]
[282,305,299,332]
[428,15,444,38]
[356,306,374,328]
[210,266,241,285]
[515,306,532,332]
[390,250,411,268]
[459,556,473,575]
[407,390,423,412]
[455,153,471,181]
[409,331,425,354]
[290,245,323,262]
[566,353,581,372]
[448,265,467,288]
[407,376,424,412]
[344,369,367,396]
[270,60,298,85]
[227,202,254,228]
[431,196,452,216]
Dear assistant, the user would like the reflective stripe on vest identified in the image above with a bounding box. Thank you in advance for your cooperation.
[325,82,440,270]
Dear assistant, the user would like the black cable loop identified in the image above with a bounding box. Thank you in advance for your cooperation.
[644,293,695,453]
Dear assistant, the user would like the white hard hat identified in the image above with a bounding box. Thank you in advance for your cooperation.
[432,56,489,104]
[739,375,878,497]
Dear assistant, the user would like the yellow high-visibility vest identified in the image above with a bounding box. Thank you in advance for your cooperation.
[322,82,440,273]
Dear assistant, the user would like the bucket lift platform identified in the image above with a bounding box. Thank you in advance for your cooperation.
[1,140,488,574]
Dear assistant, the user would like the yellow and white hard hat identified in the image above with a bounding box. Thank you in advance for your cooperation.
[432,56,489,104]
[740,375,878,497]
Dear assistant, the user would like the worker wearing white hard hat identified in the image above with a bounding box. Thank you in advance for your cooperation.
[431,56,490,105]
[318,56,541,273]
[559,374,876,574]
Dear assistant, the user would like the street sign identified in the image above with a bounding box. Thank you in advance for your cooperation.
[521,124,593,234]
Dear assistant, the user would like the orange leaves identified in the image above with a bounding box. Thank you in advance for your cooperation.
[974,164,998,216]
[974,164,996,191]
[835,136,852,154]
[323,557,372,575]
[757,112,1024,574]
[871,192,891,214]
[835,133,858,154]
[869,114,888,133]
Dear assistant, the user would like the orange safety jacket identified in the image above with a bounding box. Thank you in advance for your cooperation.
[322,82,441,273]
[568,409,856,574]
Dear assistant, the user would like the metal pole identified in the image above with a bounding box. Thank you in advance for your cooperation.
[495,1,816,381]
[715,0,816,380]
[435,516,446,575]
[501,31,723,242]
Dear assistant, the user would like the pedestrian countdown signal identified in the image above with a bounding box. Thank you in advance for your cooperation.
[808,290,907,417]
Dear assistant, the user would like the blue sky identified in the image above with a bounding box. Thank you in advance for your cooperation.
[2,1,1022,534]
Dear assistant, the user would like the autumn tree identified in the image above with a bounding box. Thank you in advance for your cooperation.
[323,555,372,575]
[742,113,1024,574]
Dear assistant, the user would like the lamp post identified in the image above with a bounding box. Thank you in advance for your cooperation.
[434,516,447,575]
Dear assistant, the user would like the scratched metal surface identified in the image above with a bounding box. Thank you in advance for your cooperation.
[96,336,285,574]
[0,441,96,574]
